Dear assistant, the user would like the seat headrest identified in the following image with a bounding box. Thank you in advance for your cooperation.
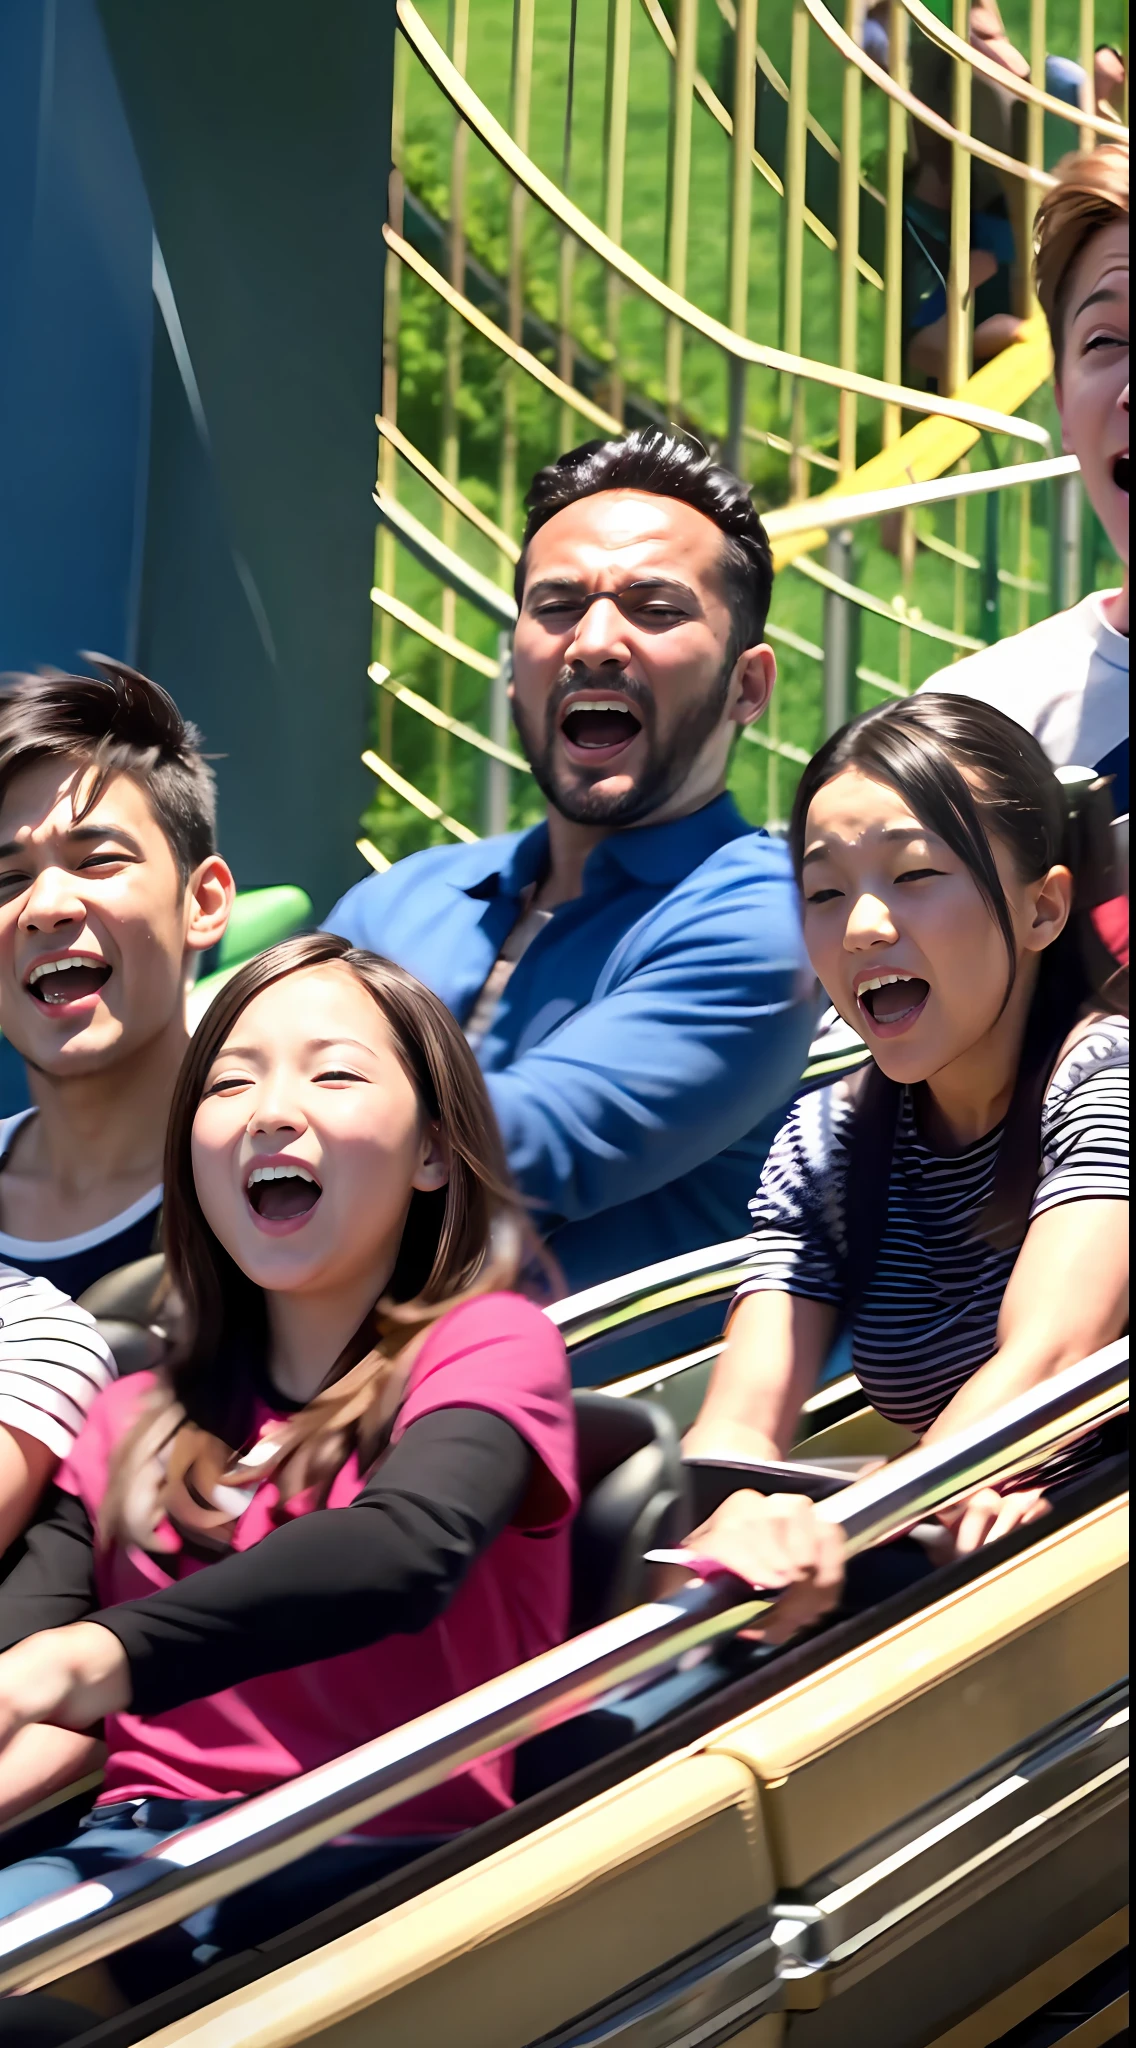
[78,1254,167,1326]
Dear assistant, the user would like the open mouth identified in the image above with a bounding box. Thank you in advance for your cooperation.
[246,1163,323,1224]
[559,699,643,756]
[857,972,930,1033]
[25,958,112,1008]
[1112,454,1129,496]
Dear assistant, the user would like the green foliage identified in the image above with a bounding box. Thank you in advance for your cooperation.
[370,0,1125,851]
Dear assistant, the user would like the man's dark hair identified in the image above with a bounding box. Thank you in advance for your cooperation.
[516,429,774,661]
[0,657,217,884]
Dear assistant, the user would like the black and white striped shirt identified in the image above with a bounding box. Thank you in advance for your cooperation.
[736,1016,1129,1442]
[0,1264,117,1460]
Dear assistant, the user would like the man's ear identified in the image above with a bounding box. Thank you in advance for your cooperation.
[729,643,777,729]
[1023,863,1074,954]
[184,857,237,958]
[413,1122,451,1193]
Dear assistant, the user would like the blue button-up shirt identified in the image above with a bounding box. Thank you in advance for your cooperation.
[326,795,813,1371]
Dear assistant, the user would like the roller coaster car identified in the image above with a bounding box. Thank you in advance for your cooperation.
[0,1252,1125,2048]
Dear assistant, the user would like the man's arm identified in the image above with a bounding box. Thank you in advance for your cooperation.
[487,858,814,1223]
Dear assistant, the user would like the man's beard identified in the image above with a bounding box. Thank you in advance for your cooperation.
[512,662,733,829]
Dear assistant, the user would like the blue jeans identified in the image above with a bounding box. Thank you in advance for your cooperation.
[0,1799,440,2002]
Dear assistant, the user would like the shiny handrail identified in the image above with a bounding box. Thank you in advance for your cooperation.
[377,411,1073,605]
[373,489,517,627]
[369,581,499,680]
[545,1235,763,1355]
[395,1,1052,450]
[375,415,519,563]
[819,1339,1128,1548]
[370,668,529,775]
[764,454,1079,543]
[384,225,621,438]
[899,0,1127,140]
[0,1342,1124,1995]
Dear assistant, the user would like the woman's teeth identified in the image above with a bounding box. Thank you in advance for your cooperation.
[858,973,930,1025]
[247,1165,321,1221]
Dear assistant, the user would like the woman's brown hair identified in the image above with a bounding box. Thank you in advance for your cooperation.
[102,935,542,1549]
[1034,143,1128,370]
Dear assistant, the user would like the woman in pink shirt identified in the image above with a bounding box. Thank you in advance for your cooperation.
[0,935,577,1996]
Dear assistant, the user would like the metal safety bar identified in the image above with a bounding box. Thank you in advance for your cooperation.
[0,1341,1124,1996]
[546,1234,763,1355]
[764,455,1080,545]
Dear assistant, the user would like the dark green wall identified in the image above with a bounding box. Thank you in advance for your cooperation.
[99,0,396,917]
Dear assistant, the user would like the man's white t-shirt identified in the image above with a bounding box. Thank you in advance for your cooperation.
[920,591,1129,795]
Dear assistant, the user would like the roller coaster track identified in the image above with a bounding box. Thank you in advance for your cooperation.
[363,0,1126,857]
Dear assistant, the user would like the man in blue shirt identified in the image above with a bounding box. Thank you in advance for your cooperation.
[327,431,814,1367]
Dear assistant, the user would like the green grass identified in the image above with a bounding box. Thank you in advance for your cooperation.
[365,0,1125,855]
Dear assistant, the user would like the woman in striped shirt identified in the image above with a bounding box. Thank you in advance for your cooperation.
[683,693,1128,1639]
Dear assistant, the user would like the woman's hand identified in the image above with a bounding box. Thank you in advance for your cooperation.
[681,1490,847,1645]
[0,1625,131,1756]
[934,1487,1049,1559]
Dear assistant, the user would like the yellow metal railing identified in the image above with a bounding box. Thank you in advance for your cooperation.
[363,0,1126,858]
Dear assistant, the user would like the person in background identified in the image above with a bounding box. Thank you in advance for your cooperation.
[679,695,1127,1640]
[326,431,814,1362]
[0,664,234,1547]
[1092,47,1126,123]
[862,4,1123,377]
[923,145,1128,956]
[0,935,576,1995]
[1044,45,1126,133]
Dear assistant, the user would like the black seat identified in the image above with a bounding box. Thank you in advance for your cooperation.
[78,1254,169,1377]
[513,1393,687,1803]
[568,1392,686,1637]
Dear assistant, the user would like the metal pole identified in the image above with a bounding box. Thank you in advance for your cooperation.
[1053,470,1083,612]
[558,0,581,450]
[1022,0,1045,319]
[602,0,632,425]
[824,527,855,733]
[501,0,535,539]
[1078,0,1096,151]
[484,633,513,837]
[665,0,698,415]
[882,0,909,447]
[725,0,758,471]
[946,0,973,396]
[783,0,810,498]
[837,0,863,477]
[982,484,1001,643]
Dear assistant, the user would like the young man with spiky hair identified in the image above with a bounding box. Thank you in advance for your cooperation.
[924,146,1128,813]
[0,662,234,1541]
